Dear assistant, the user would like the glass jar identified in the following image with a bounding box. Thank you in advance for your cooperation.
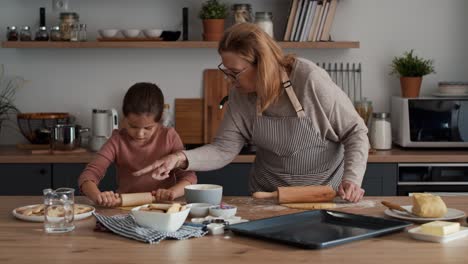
[6,26,18,41]
[369,113,392,150]
[255,12,274,38]
[35,26,49,41]
[59,12,79,41]
[50,26,61,41]
[78,24,87,42]
[232,4,252,24]
[161,104,174,127]
[354,98,373,127]
[20,26,32,41]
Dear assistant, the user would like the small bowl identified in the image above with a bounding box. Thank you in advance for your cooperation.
[122,29,141,38]
[209,204,237,218]
[99,29,119,38]
[187,203,211,217]
[185,184,223,205]
[438,82,468,95]
[161,30,181,41]
[143,29,163,38]
[130,204,190,232]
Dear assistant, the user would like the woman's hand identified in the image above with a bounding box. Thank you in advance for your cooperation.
[338,181,365,203]
[152,189,176,201]
[93,191,121,207]
[133,152,187,180]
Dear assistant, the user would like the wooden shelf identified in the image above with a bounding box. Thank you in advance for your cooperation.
[1,41,359,49]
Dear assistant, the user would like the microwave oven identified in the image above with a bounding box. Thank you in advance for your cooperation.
[391,96,468,147]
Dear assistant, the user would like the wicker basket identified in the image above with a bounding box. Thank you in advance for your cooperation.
[17,113,70,144]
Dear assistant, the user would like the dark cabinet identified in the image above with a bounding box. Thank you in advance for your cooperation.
[196,164,252,196]
[53,163,118,194]
[361,163,398,196]
[0,164,52,195]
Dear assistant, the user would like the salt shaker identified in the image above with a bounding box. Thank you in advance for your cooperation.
[369,112,392,150]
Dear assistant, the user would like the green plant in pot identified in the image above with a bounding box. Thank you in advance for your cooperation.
[199,0,228,41]
[390,49,435,98]
[0,65,22,137]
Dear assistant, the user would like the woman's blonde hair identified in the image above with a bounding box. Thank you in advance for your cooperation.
[218,23,296,112]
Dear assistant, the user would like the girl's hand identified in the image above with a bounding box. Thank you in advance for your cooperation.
[338,181,365,203]
[94,191,121,207]
[152,189,176,201]
[133,152,185,180]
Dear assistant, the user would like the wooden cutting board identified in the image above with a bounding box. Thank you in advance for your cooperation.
[175,99,204,144]
[203,69,230,143]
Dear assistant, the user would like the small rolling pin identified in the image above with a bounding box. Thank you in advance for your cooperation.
[115,192,156,207]
[252,186,336,203]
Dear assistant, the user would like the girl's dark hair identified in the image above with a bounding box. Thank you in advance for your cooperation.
[123,82,164,121]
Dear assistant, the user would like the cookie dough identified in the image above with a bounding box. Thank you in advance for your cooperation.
[412,193,447,218]
[281,203,336,210]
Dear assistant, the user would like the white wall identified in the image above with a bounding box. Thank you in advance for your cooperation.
[1,0,467,144]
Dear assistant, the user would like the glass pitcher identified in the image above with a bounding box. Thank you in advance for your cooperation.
[43,188,75,233]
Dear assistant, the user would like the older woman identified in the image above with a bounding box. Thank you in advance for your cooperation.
[134,23,369,202]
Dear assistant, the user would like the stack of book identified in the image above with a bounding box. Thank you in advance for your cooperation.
[283,0,339,42]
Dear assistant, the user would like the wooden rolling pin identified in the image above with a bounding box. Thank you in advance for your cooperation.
[252,186,337,203]
[115,192,156,207]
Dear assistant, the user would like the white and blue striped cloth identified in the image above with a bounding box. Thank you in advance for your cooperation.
[94,213,207,244]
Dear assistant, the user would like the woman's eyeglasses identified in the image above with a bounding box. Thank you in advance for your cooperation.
[218,63,248,83]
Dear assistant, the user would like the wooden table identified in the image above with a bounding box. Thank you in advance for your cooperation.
[0,196,467,264]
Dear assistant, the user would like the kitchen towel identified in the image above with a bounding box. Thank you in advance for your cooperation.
[93,212,207,244]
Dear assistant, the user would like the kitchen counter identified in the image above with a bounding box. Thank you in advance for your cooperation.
[1,145,468,164]
[1,196,467,263]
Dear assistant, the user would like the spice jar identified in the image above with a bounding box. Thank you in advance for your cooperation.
[70,23,79,42]
[35,26,49,41]
[354,98,373,127]
[59,12,79,41]
[369,113,392,150]
[6,26,18,41]
[50,26,61,41]
[20,26,32,41]
[232,4,252,24]
[255,12,274,38]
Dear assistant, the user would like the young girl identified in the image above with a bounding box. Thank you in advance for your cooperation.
[79,82,197,207]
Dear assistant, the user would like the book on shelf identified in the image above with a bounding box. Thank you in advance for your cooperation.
[308,0,324,41]
[293,0,309,41]
[300,0,318,41]
[283,0,299,41]
[289,0,304,41]
[315,0,330,41]
[320,0,338,41]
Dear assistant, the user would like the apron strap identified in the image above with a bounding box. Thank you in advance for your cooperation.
[256,71,306,118]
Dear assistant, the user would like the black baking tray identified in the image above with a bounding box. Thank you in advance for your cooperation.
[228,210,412,249]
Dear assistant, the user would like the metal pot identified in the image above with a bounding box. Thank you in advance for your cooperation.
[48,124,89,150]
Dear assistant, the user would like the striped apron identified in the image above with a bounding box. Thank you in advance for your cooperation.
[249,78,344,192]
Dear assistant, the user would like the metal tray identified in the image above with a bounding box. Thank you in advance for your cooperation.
[228,210,412,249]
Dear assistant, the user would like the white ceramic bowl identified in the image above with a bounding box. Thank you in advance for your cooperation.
[130,204,190,232]
[209,205,237,218]
[187,203,212,217]
[98,29,120,38]
[122,29,141,38]
[143,29,163,38]
[184,184,223,205]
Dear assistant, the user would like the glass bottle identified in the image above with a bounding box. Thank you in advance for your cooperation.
[255,12,274,38]
[232,4,252,24]
[78,24,87,42]
[35,26,49,41]
[59,12,79,41]
[20,26,32,41]
[354,97,373,127]
[369,113,392,150]
[50,26,62,41]
[70,24,79,42]
[6,26,19,41]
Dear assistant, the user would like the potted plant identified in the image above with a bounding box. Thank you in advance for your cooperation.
[390,49,435,98]
[0,65,22,136]
[199,0,228,41]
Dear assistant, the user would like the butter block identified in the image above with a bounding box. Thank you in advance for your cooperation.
[420,221,460,236]
[412,193,447,218]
